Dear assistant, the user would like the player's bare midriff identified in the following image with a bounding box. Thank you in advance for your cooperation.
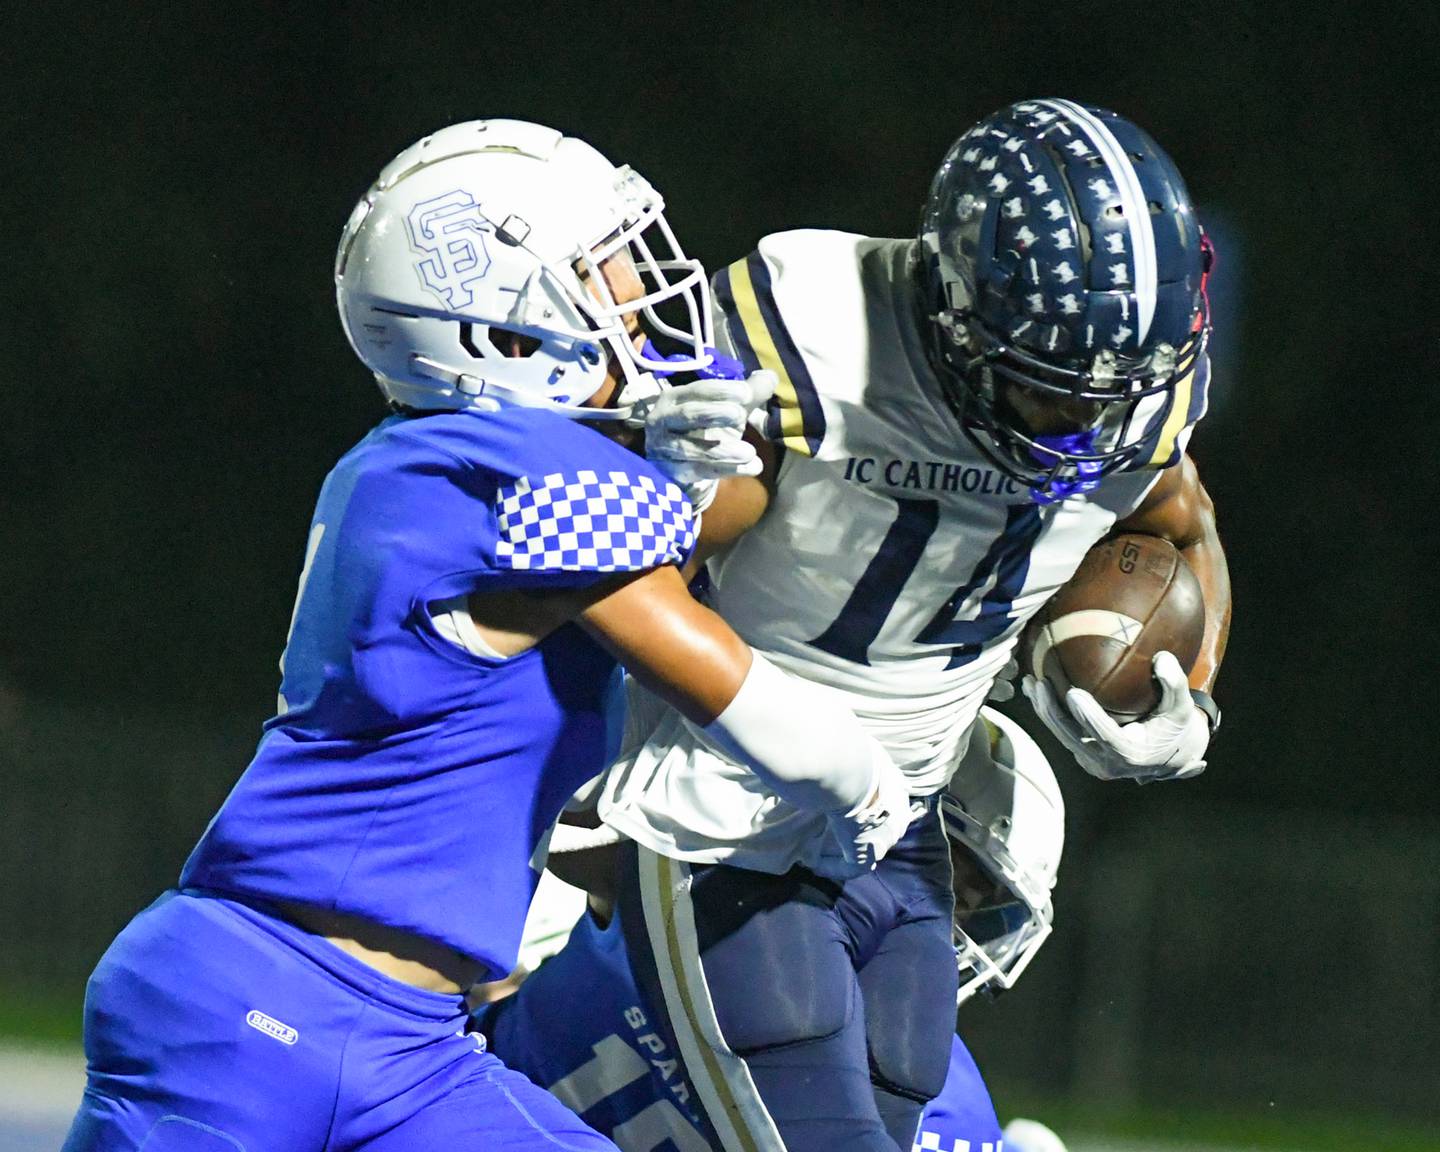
[276,900,482,994]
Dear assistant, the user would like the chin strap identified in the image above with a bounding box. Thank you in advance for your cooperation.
[640,340,745,381]
[1027,428,1105,504]
[589,341,746,423]
[618,342,747,431]
[409,354,651,424]
[408,342,744,426]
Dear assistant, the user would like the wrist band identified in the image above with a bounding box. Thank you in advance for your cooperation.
[1189,688,1221,735]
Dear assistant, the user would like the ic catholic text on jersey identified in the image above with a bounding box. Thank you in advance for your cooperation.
[842,455,1026,496]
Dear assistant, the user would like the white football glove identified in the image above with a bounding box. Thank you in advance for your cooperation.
[1021,651,1210,783]
[826,754,916,871]
[641,370,777,511]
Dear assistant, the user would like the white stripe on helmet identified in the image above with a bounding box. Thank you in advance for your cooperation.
[1039,99,1159,343]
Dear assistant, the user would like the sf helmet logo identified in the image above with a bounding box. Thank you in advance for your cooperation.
[406,189,493,309]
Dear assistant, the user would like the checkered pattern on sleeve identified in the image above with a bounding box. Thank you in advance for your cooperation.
[494,469,696,572]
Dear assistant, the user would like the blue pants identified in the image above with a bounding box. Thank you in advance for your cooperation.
[617,806,959,1152]
[63,890,619,1152]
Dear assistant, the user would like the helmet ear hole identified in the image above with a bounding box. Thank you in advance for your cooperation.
[490,326,543,358]
[459,322,542,360]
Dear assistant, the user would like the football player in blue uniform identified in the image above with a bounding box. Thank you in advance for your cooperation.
[61,120,916,1152]
[587,101,1231,1152]
[474,708,1069,1152]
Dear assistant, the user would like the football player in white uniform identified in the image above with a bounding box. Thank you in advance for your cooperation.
[584,99,1231,1152]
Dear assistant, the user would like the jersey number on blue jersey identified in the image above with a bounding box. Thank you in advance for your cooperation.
[807,500,1043,668]
[548,1033,709,1152]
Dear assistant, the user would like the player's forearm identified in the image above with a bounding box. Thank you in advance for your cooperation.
[682,472,772,578]
[1179,509,1230,692]
[578,567,885,814]
[579,566,753,719]
[1116,454,1230,692]
[682,431,779,578]
[1164,468,1229,692]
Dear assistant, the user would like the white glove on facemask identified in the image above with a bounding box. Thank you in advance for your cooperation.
[1022,651,1211,783]
[640,370,777,512]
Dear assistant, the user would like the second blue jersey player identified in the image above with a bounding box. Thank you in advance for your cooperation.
[62,120,916,1152]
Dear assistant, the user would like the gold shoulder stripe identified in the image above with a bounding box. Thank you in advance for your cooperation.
[724,256,813,456]
[1147,363,1196,468]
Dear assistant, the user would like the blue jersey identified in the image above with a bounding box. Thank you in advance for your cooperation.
[182,408,695,979]
[475,909,1002,1152]
[918,1037,1004,1151]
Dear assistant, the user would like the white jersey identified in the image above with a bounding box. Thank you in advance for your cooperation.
[600,231,1208,872]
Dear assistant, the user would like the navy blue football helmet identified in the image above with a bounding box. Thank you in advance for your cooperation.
[919,99,1210,502]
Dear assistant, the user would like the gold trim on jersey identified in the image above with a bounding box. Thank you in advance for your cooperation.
[1145,345,1209,468]
[637,847,786,1152]
[1147,365,1194,467]
[723,256,816,458]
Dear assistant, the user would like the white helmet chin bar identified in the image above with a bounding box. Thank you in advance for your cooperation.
[398,355,664,424]
[335,119,712,419]
[943,707,1065,1006]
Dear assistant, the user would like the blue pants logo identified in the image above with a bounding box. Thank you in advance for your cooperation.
[246,1009,299,1045]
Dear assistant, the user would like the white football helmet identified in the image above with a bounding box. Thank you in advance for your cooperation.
[942,707,1064,1005]
[335,119,712,418]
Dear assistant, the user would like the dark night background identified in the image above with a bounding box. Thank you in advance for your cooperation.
[4,1,1439,1140]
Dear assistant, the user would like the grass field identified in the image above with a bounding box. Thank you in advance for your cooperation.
[0,984,82,1048]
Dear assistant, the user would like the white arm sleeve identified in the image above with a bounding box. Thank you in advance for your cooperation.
[701,650,888,815]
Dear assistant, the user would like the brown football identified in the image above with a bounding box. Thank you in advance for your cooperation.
[1022,534,1205,721]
